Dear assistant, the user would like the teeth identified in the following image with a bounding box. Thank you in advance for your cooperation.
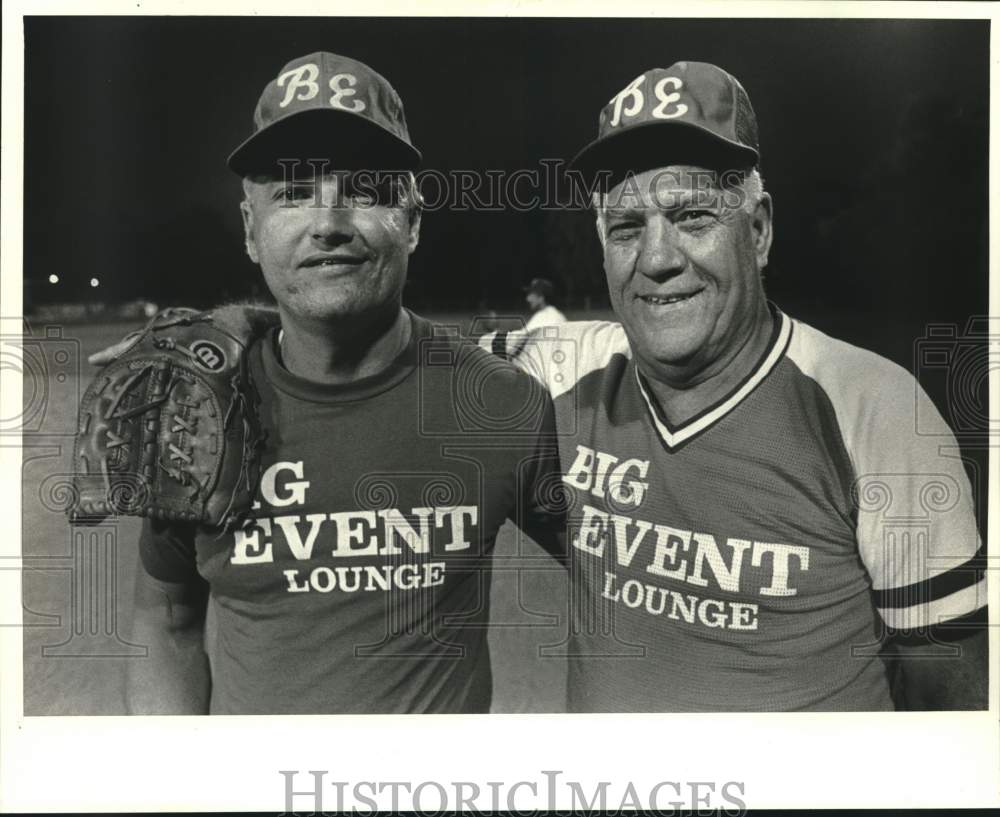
[644,293,694,305]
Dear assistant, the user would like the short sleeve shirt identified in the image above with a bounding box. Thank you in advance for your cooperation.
[140,312,562,714]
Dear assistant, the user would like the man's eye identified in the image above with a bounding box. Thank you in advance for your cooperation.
[676,210,715,225]
[607,223,641,240]
[276,186,314,203]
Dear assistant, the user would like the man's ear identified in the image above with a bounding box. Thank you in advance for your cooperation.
[240,200,260,264]
[751,193,774,270]
[407,208,422,255]
[595,216,607,250]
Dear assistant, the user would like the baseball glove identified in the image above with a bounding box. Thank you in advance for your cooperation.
[68,305,278,530]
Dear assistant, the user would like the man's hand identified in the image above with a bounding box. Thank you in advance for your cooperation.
[126,556,211,715]
[887,613,988,710]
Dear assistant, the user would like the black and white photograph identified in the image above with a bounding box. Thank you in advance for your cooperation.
[2,4,997,812]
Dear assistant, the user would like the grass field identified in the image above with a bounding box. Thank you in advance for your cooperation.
[19,316,581,715]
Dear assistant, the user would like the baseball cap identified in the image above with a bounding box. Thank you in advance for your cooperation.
[523,278,555,299]
[227,52,421,176]
[570,61,759,183]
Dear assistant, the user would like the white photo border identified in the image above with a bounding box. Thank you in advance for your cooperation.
[2,2,997,811]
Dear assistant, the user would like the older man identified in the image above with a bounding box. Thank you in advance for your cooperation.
[95,59,985,712]
[114,52,564,715]
[487,61,986,711]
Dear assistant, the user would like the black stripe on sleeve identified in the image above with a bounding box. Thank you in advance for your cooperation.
[491,330,509,359]
[888,605,987,644]
[873,556,984,610]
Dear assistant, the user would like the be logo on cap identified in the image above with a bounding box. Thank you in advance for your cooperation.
[604,72,691,128]
[273,62,370,114]
[228,52,421,176]
[570,61,760,181]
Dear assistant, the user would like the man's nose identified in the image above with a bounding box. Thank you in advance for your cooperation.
[310,202,356,246]
[637,216,686,280]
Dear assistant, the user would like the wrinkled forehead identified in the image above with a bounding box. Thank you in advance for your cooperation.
[243,169,410,208]
[246,168,406,186]
[604,165,741,210]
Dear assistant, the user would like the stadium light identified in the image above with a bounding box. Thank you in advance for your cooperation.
[48,274,59,284]
[90,278,100,288]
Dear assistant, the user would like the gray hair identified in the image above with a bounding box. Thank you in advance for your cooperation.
[593,168,766,244]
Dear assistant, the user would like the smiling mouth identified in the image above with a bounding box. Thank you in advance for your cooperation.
[639,290,702,306]
[300,256,366,269]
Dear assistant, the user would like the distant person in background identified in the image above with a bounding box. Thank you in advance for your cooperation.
[482,278,567,360]
[523,277,567,331]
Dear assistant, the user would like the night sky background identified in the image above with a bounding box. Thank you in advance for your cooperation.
[20,16,992,538]
[24,19,988,341]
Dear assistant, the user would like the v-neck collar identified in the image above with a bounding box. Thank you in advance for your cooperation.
[634,306,793,451]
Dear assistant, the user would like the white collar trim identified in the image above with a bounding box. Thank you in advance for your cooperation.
[635,311,792,449]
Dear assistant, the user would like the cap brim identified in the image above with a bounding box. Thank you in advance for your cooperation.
[227,108,422,176]
[569,119,759,187]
